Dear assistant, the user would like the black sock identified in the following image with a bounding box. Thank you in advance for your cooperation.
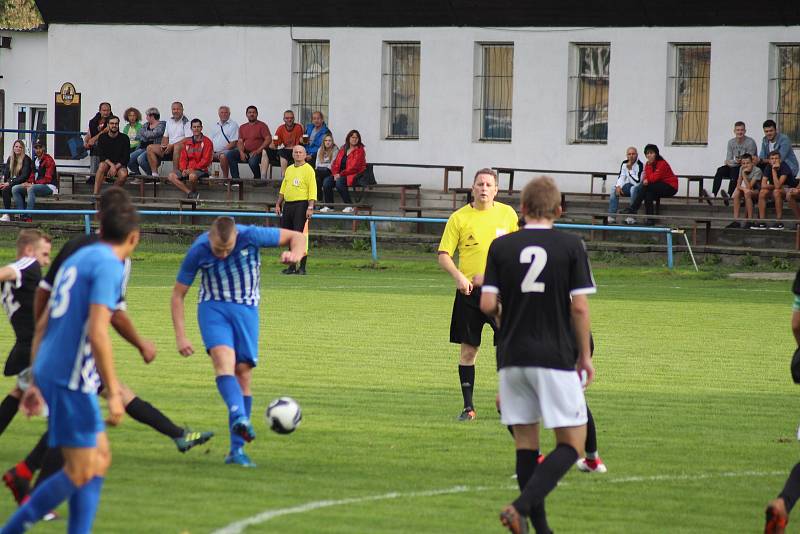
[585,405,598,456]
[23,432,49,473]
[0,394,20,435]
[513,443,579,517]
[33,447,64,490]
[779,462,800,512]
[458,365,475,410]
[299,256,307,270]
[516,449,550,534]
[125,397,184,439]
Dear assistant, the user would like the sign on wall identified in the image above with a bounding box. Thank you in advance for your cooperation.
[54,82,82,159]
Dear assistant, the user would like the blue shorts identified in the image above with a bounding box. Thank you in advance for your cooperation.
[39,379,104,448]
[198,300,259,366]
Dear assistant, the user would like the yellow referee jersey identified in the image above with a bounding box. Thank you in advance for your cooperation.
[280,163,317,202]
[438,201,519,280]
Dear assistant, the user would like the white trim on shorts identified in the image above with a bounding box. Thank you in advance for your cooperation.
[498,366,587,429]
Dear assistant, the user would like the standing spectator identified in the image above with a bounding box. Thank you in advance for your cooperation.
[0,140,33,222]
[166,119,213,200]
[226,106,270,180]
[757,119,799,179]
[11,142,57,221]
[727,154,762,228]
[304,111,331,165]
[324,130,367,213]
[316,134,338,209]
[128,108,165,175]
[622,144,678,225]
[607,147,643,220]
[755,150,798,230]
[710,121,758,203]
[92,116,131,196]
[210,105,239,180]
[270,110,304,178]
[83,102,112,174]
[145,101,191,178]
[275,146,316,275]
[122,107,143,153]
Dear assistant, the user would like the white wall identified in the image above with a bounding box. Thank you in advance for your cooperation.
[37,24,800,190]
[0,30,48,159]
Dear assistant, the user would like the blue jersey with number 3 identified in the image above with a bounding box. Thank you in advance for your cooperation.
[33,243,124,393]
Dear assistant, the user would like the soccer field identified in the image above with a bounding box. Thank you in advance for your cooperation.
[0,245,798,533]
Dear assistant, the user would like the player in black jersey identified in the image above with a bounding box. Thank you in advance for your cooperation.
[481,176,596,534]
[0,229,51,437]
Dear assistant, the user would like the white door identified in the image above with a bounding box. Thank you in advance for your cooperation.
[16,105,47,156]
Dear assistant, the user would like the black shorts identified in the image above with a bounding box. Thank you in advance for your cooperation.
[4,341,31,377]
[277,148,293,161]
[281,200,309,232]
[449,288,496,347]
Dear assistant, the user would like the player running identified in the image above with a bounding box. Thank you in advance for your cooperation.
[1,199,140,534]
[480,176,596,534]
[171,216,305,467]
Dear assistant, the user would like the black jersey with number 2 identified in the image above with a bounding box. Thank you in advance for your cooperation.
[483,226,596,371]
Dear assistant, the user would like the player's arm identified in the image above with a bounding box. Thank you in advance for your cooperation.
[571,294,594,387]
[277,228,305,265]
[111,310,156,364]
[19,305,49,416]
[479,291,499,317]
[33,287,50,321]
[171,282,194,357]
[793,310,800,346]
[89,303,123,426]
[0,265,18,282]
[438,252,472,295]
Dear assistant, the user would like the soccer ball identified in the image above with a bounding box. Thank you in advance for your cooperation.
[266,397,302,434]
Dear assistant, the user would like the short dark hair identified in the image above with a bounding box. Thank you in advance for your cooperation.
[769,150,782,159]
[97,186,132,215]
[17,229,49,253]
[100,201,139,244]
[246,105,258,113]
[98,102,111,111]
[107,115,120,124]
[739,153,752,161]
[191,118,202,127]
[734,121,745,128]
[284,109,294,116]
[522,176,561,220]
[344,129,364,148]
[210,216,236,243]
[473,168,498,185]
[33,141,44,149]
[763,119,777,129]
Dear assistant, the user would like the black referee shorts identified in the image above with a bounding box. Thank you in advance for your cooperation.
[449,288,496,347]
[4,341,31,377]
[281,200,309,232]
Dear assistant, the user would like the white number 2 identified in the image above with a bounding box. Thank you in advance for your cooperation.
[50,266,77,319]
[520,246,548,293]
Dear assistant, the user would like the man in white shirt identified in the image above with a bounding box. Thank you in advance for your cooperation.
[144,101,192,177]
[210,106,239,180]
[608,147,643,222]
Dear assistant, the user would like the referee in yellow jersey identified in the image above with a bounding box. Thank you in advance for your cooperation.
[276,145,316,275]
[438,168,519,420]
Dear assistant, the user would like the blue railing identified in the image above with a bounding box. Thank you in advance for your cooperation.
[0,209,676,268]
[1,128,87,161]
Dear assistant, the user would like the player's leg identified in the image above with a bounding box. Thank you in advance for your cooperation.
[3,431,48,504]
[65,431,111,534]
[458,344,478,420]
[225,304,259,466]
[576,404,607,473]
[280,203,298,274]
[0,386,22,436]
[450,290,483,420]
[766,462,800,533]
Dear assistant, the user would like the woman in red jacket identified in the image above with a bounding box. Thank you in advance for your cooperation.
[323,130,366,212]
[623,144,678,224]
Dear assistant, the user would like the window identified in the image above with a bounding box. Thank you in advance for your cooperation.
[382,42,420,139]
[667,44,711,145]
[569,43,610,143]
[292,41,329,126]
[770,44,800,147]
[15,104,46,154]
[474,43,513,142]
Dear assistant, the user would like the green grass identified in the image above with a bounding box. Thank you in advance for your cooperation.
[0,246,798,533]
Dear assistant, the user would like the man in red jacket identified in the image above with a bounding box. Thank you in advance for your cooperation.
[167,119,213,200]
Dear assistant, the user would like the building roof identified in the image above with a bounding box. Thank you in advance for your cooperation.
[1,0,44,31]
[33,0,800,28]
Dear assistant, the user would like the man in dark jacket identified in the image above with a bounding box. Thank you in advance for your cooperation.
[93,116,130,196]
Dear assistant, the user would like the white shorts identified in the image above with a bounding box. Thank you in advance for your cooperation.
[499,366,587,429]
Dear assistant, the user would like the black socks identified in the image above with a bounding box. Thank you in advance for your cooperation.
[585,404,597,456]
[458,365,475,410]
[779,462,800,512]
[514,443,579,518]
[125,397,184,439]
[516,449,551,534]
[23,432,49,473]
[0,394,20,435]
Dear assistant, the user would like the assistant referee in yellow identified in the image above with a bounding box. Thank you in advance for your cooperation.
[438,168,519,421]
[276,145,316,275]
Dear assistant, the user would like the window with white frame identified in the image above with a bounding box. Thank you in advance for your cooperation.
[568,43,610,144]
[667,43,711,145]
[474,43,513,142]
[382,42,421,139]
[770,44,800,147]
[292,41,330,126]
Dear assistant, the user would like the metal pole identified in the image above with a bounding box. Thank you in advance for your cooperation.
[370,221,378,262]
[666,231,673,269]
[84,214,91,235]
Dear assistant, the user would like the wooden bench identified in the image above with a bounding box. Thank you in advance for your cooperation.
[368,162,463,193]
[493,167,615,195]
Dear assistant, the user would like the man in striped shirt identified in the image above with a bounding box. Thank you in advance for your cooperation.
[171,217,305,467]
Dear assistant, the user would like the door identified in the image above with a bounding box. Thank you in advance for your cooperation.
[16,104,47,156]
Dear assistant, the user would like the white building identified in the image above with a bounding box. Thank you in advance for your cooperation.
[2,2,800,191]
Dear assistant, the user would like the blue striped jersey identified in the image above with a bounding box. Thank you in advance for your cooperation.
[177,225,281,306]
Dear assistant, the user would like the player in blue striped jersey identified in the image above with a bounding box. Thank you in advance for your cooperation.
[171,217,304,467]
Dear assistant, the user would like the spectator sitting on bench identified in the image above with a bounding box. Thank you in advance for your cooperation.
[270,110,305,178]
[315,134,338,210]
[755,150,797,230]
[167,118,213,200]
[122,107,143,155]
[711,121,758,204]
[325,130,366,213]
[210,105,239,180]
[608,146,642,221]
[144,101,191,177]
[84,102,112,175]
[128,107,165,176]
[727,153,761,228]
[756,119,799,181]
[11,141,57,221]
[93,116,131,196]
[0,140,33,222]
[226,105,270,180]
[622,144,678,225]
[304,111,330,165]
[276,145,316,275]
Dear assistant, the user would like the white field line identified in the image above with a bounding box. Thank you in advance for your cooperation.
[211,470,784,534]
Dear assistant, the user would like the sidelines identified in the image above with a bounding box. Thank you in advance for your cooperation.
[211,470,784,533]
[0,209,677,268]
